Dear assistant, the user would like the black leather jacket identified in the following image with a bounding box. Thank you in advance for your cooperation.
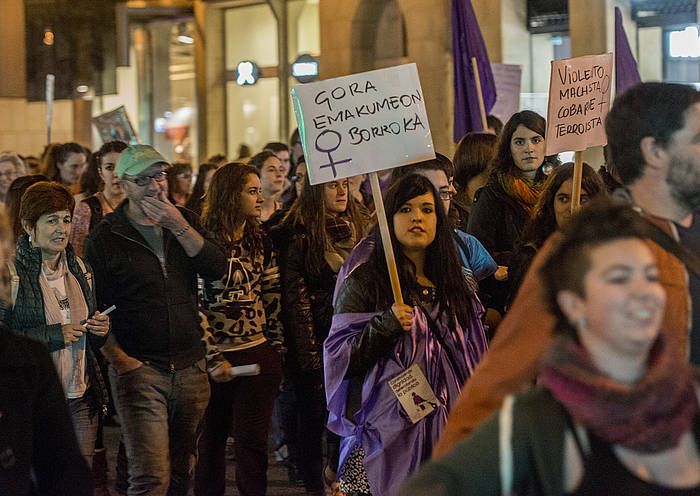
[272,223,339,376]
[333,261,405,378]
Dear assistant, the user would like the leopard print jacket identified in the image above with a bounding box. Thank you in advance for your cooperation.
[199,240,283,368]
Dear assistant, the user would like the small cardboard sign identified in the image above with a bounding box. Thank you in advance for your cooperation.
[490,64,522,125]
[92,106,139,145]
[290,63,435,185]
[388,364,439,424]
[545,53,613,154]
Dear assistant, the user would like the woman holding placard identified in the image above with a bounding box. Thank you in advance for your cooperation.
[324,174,488,496]
[506,162,606,308]
[467,111,559,313]
[400,201,700,495]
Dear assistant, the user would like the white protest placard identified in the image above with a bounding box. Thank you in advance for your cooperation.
[291,63,435,185]
[545,53,613,155]
[490,64,522,124]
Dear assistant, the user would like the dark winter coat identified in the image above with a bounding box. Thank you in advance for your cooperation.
[0,324,93,496]
[84,201,227,371]
[6,235,108,416]
[466,175,531,267]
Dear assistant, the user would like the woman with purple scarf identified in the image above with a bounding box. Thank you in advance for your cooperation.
[325,175,488,496]
[401,200,700,495]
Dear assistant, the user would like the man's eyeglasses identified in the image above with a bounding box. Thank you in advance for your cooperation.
[123,171,168,187]
[439,190,455,200]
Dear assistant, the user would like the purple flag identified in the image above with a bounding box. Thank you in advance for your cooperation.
[615,7,641,95]
[452,0,497,142]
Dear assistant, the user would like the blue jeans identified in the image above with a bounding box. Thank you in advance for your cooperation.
[68,396,98,466]
[109,360,210,496]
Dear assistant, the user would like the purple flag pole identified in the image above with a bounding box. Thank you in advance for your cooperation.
[614,7,641,96]
[452,0,497,142]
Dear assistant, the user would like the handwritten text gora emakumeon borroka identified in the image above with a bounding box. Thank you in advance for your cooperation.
[311,80,426,145]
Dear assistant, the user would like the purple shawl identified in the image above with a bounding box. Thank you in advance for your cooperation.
[325,250,488,495]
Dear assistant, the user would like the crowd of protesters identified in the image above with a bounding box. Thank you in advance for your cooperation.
[0,81,699,496]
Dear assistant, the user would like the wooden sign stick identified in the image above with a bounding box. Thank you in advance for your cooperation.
[471,57,489,131]
[571,150,584,213]
[369,171,404,305]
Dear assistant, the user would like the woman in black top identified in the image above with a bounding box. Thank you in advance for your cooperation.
[272,175,367,495]
[467,111,559,313]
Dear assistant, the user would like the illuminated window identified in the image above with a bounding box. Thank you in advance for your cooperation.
[669,26,700,58]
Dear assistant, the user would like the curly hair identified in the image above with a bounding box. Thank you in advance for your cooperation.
[201,163,262,256]
[518,162,607,250]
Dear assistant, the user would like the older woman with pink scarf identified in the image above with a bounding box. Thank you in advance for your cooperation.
[5,182,110,469]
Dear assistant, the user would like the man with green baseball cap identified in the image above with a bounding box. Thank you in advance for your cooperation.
[84,143,226,495]
[115,144,170,179]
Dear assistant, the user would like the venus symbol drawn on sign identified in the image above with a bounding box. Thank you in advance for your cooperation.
[314,129,351,178]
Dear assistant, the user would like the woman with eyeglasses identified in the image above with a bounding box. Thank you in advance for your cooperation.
[194,163,284,496]
[467,111,560,314]
[0,151,26,205]
[167,163,193,207]
[325,174,488,496]
[270,174,368,495]
[70,141,128,258]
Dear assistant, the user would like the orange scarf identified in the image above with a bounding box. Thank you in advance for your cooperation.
[498,170,543,215]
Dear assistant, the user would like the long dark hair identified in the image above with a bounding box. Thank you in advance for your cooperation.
[81,140,128,196]
[283,176,366,276]
[368,174,474,327]
[201,163,262,256]
[185,162,219,213]
[43,142,87,183]
[490,111,559,181]
[518,162,607,249]
[453,132,497,191]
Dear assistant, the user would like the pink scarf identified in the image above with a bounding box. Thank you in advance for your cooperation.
[540,335,698,453]
[39,252,88,326]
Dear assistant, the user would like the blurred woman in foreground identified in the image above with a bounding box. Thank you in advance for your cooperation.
[401,200,700,495]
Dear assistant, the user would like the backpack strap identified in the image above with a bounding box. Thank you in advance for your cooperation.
[74,256,93,292]
[7,261,18,306]
[83,195,103,231]
[499,394,515,495]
